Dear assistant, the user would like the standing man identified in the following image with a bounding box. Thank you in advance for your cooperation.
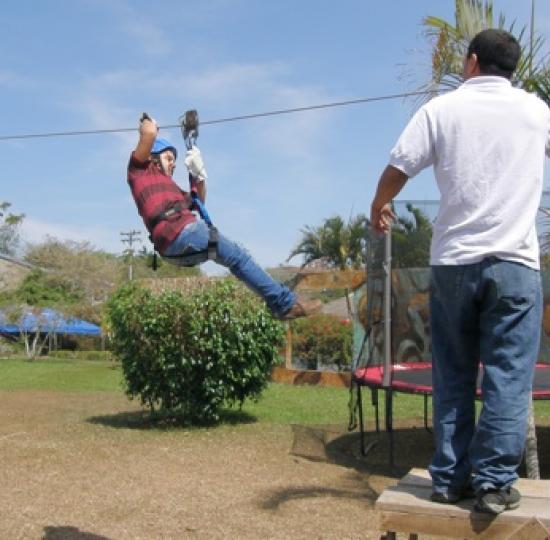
[128,114,321,320]
[370,29,550,514]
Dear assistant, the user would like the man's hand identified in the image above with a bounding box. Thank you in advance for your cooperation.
[134,112,159,162]
[370,165,409,235]
[370,203,396,235]
[139,113,158,137]
[185,145,208,181]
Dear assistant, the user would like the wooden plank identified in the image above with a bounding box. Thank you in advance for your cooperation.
[292,269,366,291]
[270,366,351,388]
[507,518,550,540]
[379,510,542,540]
[284,323,292,369]
[394,468,550,499]
[376,468,550,539]
[377,487,550,521]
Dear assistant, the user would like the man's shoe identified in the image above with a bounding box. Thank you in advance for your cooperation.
[431,481,476,505]
[462,482,476,499]
[474,486,521,515]
[430,490,462,504]
[279,299,323,320]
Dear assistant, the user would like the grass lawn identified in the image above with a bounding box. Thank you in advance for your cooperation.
[2,356,550,424]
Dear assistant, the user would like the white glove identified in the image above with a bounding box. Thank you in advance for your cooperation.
[184,145,208,181]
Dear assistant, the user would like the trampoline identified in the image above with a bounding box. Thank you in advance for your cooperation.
[352,362,550,466]
[350,201,550,467]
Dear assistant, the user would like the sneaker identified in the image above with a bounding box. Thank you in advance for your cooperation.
[474,486,521,515]
[431,481,476,505]
[462,482,476,499]
[431,490,462,504]
[279,299,323,320]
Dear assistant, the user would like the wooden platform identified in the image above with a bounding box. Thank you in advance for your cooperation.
[376,468,550,539]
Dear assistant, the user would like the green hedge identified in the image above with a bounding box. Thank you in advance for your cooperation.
[291,313,352,370]
[49,350,114,361]
[106,279,284,424]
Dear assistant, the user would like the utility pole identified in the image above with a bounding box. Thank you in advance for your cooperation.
[120,230,141,280]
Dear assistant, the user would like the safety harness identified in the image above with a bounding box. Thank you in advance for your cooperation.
[149,110,219,269]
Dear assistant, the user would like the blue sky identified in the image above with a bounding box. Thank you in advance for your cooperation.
[1,0,549,274]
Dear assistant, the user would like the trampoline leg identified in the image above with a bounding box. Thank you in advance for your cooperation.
[423,394,432,433]
[357,385,379,457]
[385,389,394,469]
[372,388,380,433]
[357,384,365,455]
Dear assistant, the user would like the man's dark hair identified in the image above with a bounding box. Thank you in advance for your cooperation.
[467,29,520,79]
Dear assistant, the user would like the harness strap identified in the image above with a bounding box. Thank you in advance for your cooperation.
[149,200,189,231]
[206,227,219,260]
[157,225,219,268]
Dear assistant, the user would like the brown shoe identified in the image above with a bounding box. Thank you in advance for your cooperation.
[279,299,323,320]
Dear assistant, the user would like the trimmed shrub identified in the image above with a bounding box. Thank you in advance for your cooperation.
[106,279,284,424]
[49,350,114,361]
[291,313,352,370]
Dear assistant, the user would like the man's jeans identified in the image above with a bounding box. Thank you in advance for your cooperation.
[429,258,542,494]
[164,220,296,318]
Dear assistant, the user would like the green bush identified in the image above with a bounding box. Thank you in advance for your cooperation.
[49,350,113,361]
[105,279,284,424]
[291,313,352,370]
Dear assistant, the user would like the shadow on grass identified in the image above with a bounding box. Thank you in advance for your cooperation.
[43,526,110,539]
[290,422,434,478]
[259,424,384,510]
[260,484,378,510]
[290,422,550,479]
[87,407,257,431]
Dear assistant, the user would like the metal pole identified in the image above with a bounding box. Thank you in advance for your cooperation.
[382,225,392,387]
[120,230,141,281]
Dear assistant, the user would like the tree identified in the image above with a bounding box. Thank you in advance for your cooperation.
[287,214,368,316]
[419,0,549,102]
[0,201,25,256]
[392,204,433,268]
[24,238,124,323]
[419,0,548,479]
[0,304,60,360]
[288,214,368,271]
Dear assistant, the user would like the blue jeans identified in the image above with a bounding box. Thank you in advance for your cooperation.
[429,258,542,494]
[164,220,296,318]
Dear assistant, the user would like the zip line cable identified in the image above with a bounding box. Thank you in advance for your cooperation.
[0,90,435,142]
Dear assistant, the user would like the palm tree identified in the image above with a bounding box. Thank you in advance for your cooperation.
[288,214,369,316]
[392,204,433,269]
[420,0,549,479]
[419,0,549,102]
[288,214,369,270]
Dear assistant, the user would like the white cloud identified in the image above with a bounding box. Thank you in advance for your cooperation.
[172,62,289,103]
[21,217,122,254]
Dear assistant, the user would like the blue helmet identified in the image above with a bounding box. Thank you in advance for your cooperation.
[151,138,177,160]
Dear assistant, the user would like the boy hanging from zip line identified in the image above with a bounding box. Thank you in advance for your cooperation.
[127,113,322,320]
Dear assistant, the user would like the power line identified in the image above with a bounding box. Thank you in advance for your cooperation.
[0,90,434,142]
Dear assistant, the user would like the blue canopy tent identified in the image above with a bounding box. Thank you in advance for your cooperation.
[0,308,101,336]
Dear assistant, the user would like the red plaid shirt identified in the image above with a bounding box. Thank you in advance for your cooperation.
[127,152,196,254]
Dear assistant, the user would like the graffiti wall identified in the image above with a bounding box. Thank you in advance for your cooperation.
[353,267,550,367]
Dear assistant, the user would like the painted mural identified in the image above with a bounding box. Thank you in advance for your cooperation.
[353,267,550,368]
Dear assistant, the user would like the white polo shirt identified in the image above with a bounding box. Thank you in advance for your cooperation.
[389,76,550,269]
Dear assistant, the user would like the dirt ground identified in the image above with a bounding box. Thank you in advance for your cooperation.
[1,390,550,540]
